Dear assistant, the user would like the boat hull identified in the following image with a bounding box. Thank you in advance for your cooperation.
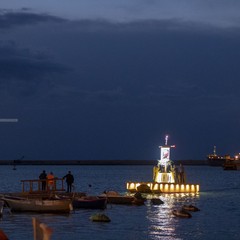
[99,192,137,205]
[207,157,225,166]
[172,209,192,218]
[72,197,107,209]
[182,205,200,212]
[223,161,240,170]
[3,196,72,213]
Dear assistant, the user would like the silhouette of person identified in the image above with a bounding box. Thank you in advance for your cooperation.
[179,164,185,184]
[39,170,47,191]
[63,171,74,193]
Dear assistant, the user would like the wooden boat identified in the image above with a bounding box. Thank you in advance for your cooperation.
[99,191,145,205]
[3,195,72,213]
[182,204,200,212]
[72,196,107,209]
[172,209,192,218]
[103,195,136,204]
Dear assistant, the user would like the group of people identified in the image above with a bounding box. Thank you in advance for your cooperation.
[174,163,185,184]
[39,170,74,192]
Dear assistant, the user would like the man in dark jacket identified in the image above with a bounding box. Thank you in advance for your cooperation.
[39,170,47,190]
[63,171,74,193]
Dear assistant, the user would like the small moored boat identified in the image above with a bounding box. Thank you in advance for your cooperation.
[182,205,200,212]
[72,196,107,209]
[99,191,145,205]
[172,209,192,218]
[3,195,72,213]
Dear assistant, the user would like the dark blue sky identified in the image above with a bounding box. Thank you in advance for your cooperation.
[1,1,240,160]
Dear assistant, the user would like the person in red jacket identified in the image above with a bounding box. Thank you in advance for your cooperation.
[47,172,55,190]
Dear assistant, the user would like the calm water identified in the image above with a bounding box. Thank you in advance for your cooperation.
[0,165,239,240]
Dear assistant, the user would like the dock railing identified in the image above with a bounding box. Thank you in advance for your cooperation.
[20,178,65,193]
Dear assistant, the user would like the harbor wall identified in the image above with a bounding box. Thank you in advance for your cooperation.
[0,159,207,166]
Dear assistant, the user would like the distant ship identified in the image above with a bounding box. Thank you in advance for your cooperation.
[207,146,230,167]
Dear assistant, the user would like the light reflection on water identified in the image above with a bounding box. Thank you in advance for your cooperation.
[146,193,200,240]
[0,165,239,239]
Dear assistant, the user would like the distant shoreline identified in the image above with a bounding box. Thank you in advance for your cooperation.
[0,159,208,166]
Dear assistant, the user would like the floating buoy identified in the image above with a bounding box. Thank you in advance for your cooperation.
[182,205,200,212]
[90,213,111,222]
[151,198,164,205]
[172,209,192,218]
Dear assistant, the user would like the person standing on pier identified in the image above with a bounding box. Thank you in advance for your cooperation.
[179,164,185,184]
[39,170,47,191]
[47,172,55,190]
[173,165,179,183]
[63,171,74,193]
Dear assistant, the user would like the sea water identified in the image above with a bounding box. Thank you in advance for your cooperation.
[0,164,239,240]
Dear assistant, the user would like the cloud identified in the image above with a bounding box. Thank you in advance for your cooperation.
[1,6,240,159]
[0,10,65,29]
[0,41,70,99]
[2,1,240,28]
[1,9,240,109]
[0,41,68,79]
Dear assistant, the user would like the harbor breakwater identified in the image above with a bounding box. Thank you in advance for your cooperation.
[0,159,207,166]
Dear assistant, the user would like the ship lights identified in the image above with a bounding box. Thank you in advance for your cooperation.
[126,182,200,193]
[126,136,200,194]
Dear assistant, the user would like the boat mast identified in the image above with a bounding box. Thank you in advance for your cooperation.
[213,146,217,156]
[158,135,175,172]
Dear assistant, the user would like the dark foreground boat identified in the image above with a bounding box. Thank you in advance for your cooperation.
[172,209,192,218]
[72,196,107,209]
[182,205,200,212]
[99,191,145,205]
[3,195,72,213]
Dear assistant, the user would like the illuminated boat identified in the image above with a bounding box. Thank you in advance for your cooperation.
[126,135,200,194]
[207,146,228,166]
[223,154,240,170]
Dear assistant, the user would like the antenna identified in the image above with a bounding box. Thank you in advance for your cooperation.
[165,135,168,145]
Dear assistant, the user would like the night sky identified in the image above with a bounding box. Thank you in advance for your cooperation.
[1,1,240,161]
